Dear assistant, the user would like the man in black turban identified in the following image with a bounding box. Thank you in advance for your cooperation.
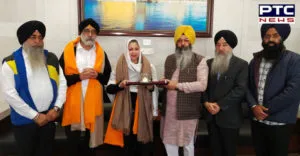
[17,20,46,45]
[247,24,300,156]
[2,20,67,156]
[203,30,248,156]
[59,18,111,156]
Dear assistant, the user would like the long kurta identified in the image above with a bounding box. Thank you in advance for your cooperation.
[161,59,208,146]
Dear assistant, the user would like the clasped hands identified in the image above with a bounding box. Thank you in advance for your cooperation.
[34,108,59,127]
[204,102,220,115]
[252,105,269,120]
[80,68,98,80]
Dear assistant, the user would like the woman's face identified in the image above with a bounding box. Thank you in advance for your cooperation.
[128,42,140,64]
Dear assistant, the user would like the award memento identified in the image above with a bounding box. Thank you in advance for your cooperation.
[126,73,169,86]
[140,73,150,83]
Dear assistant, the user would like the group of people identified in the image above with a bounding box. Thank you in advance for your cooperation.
[1,18,300,156]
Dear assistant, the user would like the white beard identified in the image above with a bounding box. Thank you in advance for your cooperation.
[23,44,45,71]
[80,33,95,46]
[175,46,193,70]
[211,51,232,75]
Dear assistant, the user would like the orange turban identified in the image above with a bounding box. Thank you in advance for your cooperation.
[174,25,196,45]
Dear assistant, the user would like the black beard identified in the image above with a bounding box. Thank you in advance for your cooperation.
[261,41,284,60]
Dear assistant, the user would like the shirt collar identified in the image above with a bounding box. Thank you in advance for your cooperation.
[77,42,95,52]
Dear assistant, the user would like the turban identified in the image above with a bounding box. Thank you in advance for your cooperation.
[79,18,100,34]
[261,24,291,41]
[214,30,238,49]
[17,20,46,45]
[174,25,196,45]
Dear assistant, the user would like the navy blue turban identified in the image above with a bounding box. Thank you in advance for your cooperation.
[261,24,291,41]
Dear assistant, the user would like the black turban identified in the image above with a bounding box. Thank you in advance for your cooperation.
[79,18,100,34]
[214,30,238,49]
[261,24,291,41]
[17,20,46,45]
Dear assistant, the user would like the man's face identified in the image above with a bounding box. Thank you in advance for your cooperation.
[23,30,45,70]
[215,37,232,55]
[263,28,282,46]
[80,25,97,46]
[261,28,284,60]
[24,30,44,47]
[176,35,191,49]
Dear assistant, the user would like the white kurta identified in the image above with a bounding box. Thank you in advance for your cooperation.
[1,49,66,120]
[70,43,104,148]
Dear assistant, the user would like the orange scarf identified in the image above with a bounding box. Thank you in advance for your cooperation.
[62,37,104,132]
[104,95,140,147]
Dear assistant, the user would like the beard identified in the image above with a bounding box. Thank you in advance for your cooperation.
[211,50,232,76]
[23,43,45,71]
[261,40,285,60]
[80,33,96,46]
[175,45,193,70]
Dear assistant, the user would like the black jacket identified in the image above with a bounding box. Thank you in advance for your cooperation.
[203,55,248,129]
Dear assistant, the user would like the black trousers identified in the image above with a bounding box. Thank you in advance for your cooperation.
[207,120,239,156]
[13,122,56,156]
[64,126,95,156]
[123,130,153,156]
[123,92,153,156]
[251,120,292,156]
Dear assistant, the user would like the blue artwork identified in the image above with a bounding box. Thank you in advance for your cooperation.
[82,0,212,36]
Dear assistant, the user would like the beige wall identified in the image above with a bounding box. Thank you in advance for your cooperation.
[0,0,299,113]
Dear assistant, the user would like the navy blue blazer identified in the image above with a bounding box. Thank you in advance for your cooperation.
[247,50,300,124]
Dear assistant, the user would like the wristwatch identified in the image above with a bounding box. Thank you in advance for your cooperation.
[53,106,61,112]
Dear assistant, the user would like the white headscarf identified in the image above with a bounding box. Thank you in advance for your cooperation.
[125,38,142,72]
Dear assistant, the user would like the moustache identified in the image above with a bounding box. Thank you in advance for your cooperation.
[266,41,276,46]
[86,38,94,41]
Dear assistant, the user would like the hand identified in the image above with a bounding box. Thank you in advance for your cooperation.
[80,69,91,80]
[80,68,98,80]
[252,105,268,120]
[34,113,48,127]
[210,103,220,115]
[87,69,98,79]
[46,109,60,122]
[204,102,220,115]
[119,80,128,88]
[166,80,178,90]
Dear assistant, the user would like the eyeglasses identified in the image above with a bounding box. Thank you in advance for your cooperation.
[82,29,97,35]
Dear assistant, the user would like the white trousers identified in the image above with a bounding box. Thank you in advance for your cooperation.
[164,137,194,156]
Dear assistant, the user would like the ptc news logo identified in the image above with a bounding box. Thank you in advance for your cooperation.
[259,4,295,24]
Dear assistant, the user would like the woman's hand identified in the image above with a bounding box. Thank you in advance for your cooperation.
[119,80,128,88]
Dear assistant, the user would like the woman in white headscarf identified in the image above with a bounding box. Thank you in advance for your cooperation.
[104,39,158,156]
